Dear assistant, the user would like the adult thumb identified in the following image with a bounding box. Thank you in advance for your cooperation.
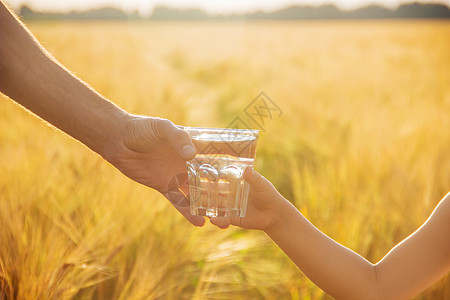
[156,120,196,160]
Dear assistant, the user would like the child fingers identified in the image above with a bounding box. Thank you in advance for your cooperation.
[243,167,273,193]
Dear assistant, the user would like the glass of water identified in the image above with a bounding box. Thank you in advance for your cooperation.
[183,127,259,218]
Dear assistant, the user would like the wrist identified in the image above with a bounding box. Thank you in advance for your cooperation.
[263,195,293,236]
[92,101,131,161]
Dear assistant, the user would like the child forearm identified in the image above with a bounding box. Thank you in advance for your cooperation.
[265,199,380,300]
[264,193,450,300]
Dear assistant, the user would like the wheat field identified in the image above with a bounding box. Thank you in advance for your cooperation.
[0,19,449,299]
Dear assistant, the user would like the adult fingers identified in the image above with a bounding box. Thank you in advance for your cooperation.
[209,217,231,229]
[162,191,206,227]
[155,119,196,160]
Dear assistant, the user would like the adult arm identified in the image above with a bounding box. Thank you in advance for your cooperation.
[0,1,125,157]
[0,2,204,226]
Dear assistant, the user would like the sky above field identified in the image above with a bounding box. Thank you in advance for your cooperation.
[4,0,450,14]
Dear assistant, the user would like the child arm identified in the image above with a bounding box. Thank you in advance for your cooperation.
[211,170,450,300]
[266,192,450,300]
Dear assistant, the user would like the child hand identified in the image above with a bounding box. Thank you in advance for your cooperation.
[209,167,287,232]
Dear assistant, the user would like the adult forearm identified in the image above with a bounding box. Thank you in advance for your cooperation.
[0,2,129,158]
[265,200,380,300]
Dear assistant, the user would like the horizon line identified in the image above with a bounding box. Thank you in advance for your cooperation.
[13,1,450,15]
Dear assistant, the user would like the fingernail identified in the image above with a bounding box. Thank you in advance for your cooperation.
[181,145,196,157]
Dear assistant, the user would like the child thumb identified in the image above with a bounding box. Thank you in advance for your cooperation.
[243,167,272,193]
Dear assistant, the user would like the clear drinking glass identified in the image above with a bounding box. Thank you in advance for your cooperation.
[183,127,259,217]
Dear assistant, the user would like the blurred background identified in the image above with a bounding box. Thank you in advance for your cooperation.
[0,0,449,299]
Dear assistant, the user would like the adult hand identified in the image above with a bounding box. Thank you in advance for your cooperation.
[0,3,205,226]
[107,115,205,227]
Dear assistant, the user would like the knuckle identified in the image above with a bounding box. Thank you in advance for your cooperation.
[155,118,172,132]
[153,118,175,140]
